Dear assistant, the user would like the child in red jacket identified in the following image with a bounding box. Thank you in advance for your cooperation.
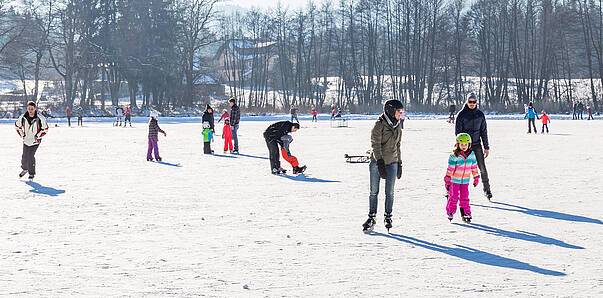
[280,134,306,174]
[222,118,234,153]
[540,110,550,134]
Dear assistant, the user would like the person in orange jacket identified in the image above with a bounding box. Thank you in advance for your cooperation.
[540,110,550,134]
[65,106,72,127]
[222,118,234,153]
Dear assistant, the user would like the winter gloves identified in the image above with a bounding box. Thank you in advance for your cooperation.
[377,159,387,179]
[473,176,480,187]
[444,175,451,190]
[445,175,480,187]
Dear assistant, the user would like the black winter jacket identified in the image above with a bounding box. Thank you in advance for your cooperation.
[264,121,294,143]
[230,104,241,125]
[202,112,214,130]
[455,105,489,149]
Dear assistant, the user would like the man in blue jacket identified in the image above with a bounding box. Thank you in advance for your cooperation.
[455,93,492,200]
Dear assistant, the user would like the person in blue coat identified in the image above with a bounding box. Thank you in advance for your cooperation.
[525,102,539,134]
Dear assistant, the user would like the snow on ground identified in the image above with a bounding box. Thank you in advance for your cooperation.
[1,116,602,296]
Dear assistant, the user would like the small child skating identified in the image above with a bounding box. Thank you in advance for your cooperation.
[311,106,318,122]
[218,109,230,123]
[222,118,234,153]
[540,110,550,133]
[202,121,214,154]
[147,111,166,161]
[444,133,480,223]
[587,106,594,120]
[280,134,307,174]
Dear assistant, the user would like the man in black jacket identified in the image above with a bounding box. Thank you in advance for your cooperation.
[264,121,300,174]
[455,93,492,199]
[229,98,240,153]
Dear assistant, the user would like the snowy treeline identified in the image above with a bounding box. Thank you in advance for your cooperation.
[219,0,603,113]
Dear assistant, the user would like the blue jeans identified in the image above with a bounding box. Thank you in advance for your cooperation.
[369,160,398,215]
[231,124,239,151]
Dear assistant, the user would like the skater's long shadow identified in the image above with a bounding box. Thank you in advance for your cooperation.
[155,161,182,167]
[473,202,602,225]
[370,232,565,276]
[236,153,269,160]
[278,174,340,183]
[453,223,584,249]
[25,181,65,197]
[212,154,237,159]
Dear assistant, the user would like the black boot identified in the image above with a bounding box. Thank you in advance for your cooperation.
[362,213,376,232]
[293,165,307,174]
[484,188,493,200]
[384,213,393,232]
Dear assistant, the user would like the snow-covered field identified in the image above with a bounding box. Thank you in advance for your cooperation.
[1,116,602,296]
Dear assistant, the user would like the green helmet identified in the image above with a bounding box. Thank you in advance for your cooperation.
[456,133,472,144]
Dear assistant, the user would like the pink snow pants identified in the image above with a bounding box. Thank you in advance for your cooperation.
[446,183,471,215]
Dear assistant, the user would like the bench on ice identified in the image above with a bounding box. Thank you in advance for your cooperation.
[330,117,348,128]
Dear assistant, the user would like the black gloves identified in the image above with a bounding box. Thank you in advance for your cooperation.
[377,159,387,179]
[397,163,402,179]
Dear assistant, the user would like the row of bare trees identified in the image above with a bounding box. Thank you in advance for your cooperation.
[220,0,603,113]
[0,0,218,111]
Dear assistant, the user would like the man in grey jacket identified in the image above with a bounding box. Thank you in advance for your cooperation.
[363,99,404,233]
[15,101,49,180]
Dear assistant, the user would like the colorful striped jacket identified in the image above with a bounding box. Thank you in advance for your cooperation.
[445,150,479,185]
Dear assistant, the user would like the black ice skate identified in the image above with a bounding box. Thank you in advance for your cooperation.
[362,214,376,233]
[19,170,28,178]
[384,213,393,232]
[484,189,493,201]
[293,165,307,174]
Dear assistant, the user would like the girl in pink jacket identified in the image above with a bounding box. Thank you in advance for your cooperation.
[444,133,480,223]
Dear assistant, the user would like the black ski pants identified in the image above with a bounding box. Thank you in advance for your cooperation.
[264,133,281,171]
[21,144,39,175]
[528,118,537,133]
[472,144,490,192]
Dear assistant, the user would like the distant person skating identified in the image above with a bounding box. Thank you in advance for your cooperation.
[540,110,550,133]
[264,121,300,175]
[572,101,578,120]
[448,104,456,123]
[578,102,584,120]
[311,106,318,122]
[444,133,480,223]
[147,111,166,161]
[222,118,233,154]
[280,134,306,174]
[229,98,240,153]
[587,106,594,120]
[331,106,336,119]
[65,106,72,127]
[76,107,83,126]
[362,100,404,233]
[202,121,214,154]
[124,106,132,127]
[525,102,539,134]
[202,104,215,132]
[455,92,492,200]
[290,105,300,123]
[15,101,49,180]
[115,106,124,127]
